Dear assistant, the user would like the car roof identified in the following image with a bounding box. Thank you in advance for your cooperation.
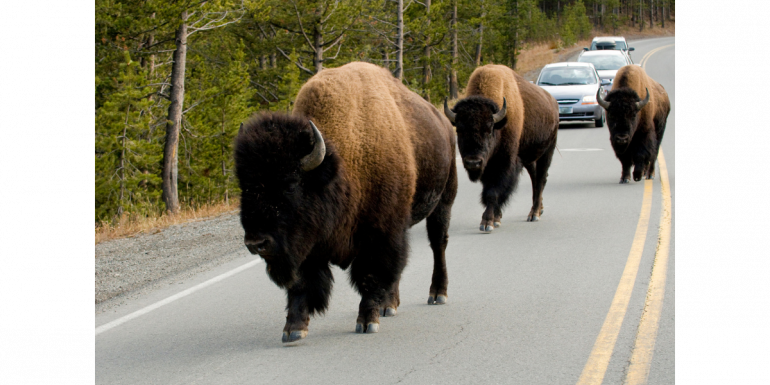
[592,36,627,42]
[579,50,626,57]
[543,62,596,69]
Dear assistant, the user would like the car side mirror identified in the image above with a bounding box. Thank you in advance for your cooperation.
[583,47,589,51]
[628,47,635,51]
[601,79,612,86]
[529,81,534,84]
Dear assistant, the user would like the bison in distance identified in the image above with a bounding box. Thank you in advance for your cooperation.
[234,62,458,343]
[444,64,559,232]
[597,65,670,183]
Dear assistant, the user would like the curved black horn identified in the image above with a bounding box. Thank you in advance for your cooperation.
[300,120,326,172]
[635,88,650,110]
[443,98,456,123]
[597,88,611,109]
[492,97,507,123]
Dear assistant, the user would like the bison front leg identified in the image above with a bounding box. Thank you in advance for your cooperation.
[426,197,453,305]
[350,230,408,333]
[620,158,633,184]
[479,172,516,232]
[282,260,333,343]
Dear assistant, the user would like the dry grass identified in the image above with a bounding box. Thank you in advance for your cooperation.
[95,200,240,244]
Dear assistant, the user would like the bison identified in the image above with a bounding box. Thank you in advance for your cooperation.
[443,64,559,232]
[234,62,457,343]
[597,65,670,183]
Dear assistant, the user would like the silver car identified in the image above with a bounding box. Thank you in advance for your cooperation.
[577,50,633,86]
[536,62,611,127]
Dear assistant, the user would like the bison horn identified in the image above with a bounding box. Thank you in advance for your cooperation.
[301,120,326,172]
[597,88,611,109]
[635,88,650,110]
[492,97,507,123]
[443,98,456,123]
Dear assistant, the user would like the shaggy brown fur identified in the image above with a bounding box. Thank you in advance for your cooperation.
[450,64,559,230]
[603,65,670,182]
[235,62,457,343]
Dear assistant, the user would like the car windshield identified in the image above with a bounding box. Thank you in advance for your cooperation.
[538,67,597,86]
[578,55,627,70]
[590,40,627,50]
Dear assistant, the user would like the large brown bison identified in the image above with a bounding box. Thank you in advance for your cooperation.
[443,64,559,232]
[597,65,670,183]
[234,62,457,343]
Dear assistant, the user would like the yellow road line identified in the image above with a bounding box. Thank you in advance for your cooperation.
[576,180,653,385]
[638,44,674,68]
[624,152,672,384]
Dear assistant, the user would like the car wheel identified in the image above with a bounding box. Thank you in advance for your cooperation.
[594,111,605,127]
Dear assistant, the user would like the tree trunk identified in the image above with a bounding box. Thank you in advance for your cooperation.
[161,11,188,214]
[313,27,323,73]
[271,52,277,68]
[422,0,431,101]
[395,0,404,80]
[118,105,129,217]
[650,0,654,29]
[639,0,643,32]
[511,0,519,70]
[449,0,458,99]
[475,1,484,66]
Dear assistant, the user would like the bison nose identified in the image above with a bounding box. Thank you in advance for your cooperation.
[614,134,630,145]
[245,235,273,255]
[463,157,482,170]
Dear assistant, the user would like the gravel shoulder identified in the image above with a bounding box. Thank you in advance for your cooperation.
[95,212,245,314]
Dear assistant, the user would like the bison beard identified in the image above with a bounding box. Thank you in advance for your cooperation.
[598,65,670,183]
[234,62,457,343]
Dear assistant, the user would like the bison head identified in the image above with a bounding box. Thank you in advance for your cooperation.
[597,87,649,154]
[444,96,507,181]
[234,113,341,289]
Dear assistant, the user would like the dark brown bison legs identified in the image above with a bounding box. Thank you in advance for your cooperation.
[426,198,452,305]
[350,229,408,334]
[620,158,633,184]
[282,260,334,343]
[523,143,555,222]
[480,168,517,232]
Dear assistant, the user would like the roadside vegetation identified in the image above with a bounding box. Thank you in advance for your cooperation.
[96,0,674,242]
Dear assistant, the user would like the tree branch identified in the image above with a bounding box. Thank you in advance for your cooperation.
[276,46,314,75]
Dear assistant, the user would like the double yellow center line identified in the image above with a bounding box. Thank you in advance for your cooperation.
[577,43,674,385]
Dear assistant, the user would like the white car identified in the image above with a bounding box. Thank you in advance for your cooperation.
[536,62,611,127]
[576,50,633,87]
[584,36,635,62]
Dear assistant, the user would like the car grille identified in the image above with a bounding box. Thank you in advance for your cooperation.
[557,99,580,104]
[560,112,592,117]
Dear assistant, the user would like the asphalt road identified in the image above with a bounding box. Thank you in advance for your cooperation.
[96,37,675,385]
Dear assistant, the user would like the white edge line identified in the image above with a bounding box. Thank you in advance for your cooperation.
[96,258,261,336]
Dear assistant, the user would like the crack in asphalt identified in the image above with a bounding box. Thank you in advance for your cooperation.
[394,321,471,384]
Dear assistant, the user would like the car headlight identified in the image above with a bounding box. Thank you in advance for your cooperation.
[582,95,597,104]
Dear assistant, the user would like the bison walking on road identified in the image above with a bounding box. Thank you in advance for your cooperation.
[234,62,458,343]
[597,65,670,183]
[444,64,559,232]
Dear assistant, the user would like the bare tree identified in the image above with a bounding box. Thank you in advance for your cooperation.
[449,0,458,99]
[162,3,247,214]
[272,0,359,75]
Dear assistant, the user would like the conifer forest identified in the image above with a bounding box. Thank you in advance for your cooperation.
[95,0,674,223]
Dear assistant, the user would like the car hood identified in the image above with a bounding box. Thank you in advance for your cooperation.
[539,84,599,100]
[597,70,618,80]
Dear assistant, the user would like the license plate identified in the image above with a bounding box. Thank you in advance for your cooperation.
[559,106,573,114]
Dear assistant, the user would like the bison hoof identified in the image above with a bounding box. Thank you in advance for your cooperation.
[527,215,540,222]
[645,174,655,180]
[356,323,379,333]
[619,178,630,184]
[480,224,494,232]
[493,221,502,228]
[428,295,447,305]
[380,307,397,317]
[282,330,307,343]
